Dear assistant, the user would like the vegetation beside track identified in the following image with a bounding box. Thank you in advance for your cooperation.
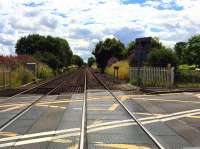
[90,35,200,88]
[0,55,54,88]
[105,60,129,80]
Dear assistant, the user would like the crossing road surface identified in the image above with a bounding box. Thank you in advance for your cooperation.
[0,68,199,149]
[119,92,200,149]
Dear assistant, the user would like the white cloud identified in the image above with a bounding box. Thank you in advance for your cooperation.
[40,16,58,29]
[0,0,200,60]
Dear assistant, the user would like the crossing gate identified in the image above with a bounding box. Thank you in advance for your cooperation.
[129,67,174,88]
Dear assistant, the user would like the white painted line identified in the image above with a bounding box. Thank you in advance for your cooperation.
[0,128,80,142]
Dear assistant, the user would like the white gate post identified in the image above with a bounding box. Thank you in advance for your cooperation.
[171,67,175,88]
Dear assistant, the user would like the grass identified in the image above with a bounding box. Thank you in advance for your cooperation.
[0,63,54,88]
[105,60,129,80]
[177,83,200,88]
[10,66,35,87]
[0,67,11,88]
[91,63,97,69]
[37,63,54,79]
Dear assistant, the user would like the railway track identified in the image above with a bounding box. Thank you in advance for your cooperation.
[85,68,164,149]
[0,68,164,149]
[0,68,85,132]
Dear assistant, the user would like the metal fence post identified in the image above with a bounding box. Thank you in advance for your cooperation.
[9,70,11,87]
[3,66,6,89]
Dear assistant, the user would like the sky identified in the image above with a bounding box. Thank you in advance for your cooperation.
[0,0,200,61]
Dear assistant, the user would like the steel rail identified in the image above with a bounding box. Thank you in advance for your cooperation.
[0,78,68,131]
[79,70,87,149]
[90,70,165,149]
[0,71,71,104]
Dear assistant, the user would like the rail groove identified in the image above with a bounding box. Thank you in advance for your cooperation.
[0,80,67,131]
[0,69,84,131]
[89,69,165,149]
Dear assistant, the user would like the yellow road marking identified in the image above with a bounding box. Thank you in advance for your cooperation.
[195,94,200,99]
[96,143,152,149]
[95,142,104,144]
[0,106,24,112]
[0,132,17,137]
[108,104,119,111]
[88,121,135,133]
[0,104,23,108]
[88,108,107,111]
[131,97,200,104]
[37,100,82,105]
[91,120,103,126]
[68,144,78,149]
[187,115,200,119]
[88,119,133,129]
[37,105,66,109]
[87,94,157,100]
[52,139,72,144]
[88,96,113,100]
[135,112,162,116]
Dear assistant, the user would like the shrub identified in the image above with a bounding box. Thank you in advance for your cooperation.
[37,63,54,79]
[11,66,35,87]
[147,48,178,67]
[176,69,200,83]
[178,64,197,70]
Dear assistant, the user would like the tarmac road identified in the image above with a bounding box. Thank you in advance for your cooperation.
[120,92,200,149]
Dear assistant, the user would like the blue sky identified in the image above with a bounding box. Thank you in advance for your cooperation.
[0,0,199,60]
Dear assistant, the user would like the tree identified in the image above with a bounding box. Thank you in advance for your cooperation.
[93,38,126,72]
[72,55,84,67]
[87,57,95,67]
[151,37,164,49]
[185,35,200,67]
[16,34,73,71]
[147,48,178,67]
[174,42,187,64]
[127,41,135,55]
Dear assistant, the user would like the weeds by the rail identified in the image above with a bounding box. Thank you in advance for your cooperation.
[10,66,35,87]
[0,63,54,88]
[37,63,54,79]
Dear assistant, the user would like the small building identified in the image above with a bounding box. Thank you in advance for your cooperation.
[26,63,37,77]
[133,37,153,66]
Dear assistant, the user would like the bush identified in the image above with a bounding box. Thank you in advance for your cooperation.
[147,48,178,67]
[176,69,200,83]
[130,76,141,86]
[37,63,54,79]
[178,64,197,70]
[87,57,95,67]
[11,66,35,87]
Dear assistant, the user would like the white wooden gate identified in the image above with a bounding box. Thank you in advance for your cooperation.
[129,67,174,87]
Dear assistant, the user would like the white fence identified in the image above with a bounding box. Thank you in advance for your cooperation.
[129,67,174,87]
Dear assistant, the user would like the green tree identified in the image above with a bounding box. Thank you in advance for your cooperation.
[151,37,164,49]
[174,42,187,64]
[15,34,73,71]
[72,55,84,67]
[93,38,126,72]
[129,37,164,67]
[127,41,135,55]
[147,48,178,67]
[87,57,95,67]
[185,35,200,67]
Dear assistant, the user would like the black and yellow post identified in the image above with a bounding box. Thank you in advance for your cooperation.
[113,66,119,82]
